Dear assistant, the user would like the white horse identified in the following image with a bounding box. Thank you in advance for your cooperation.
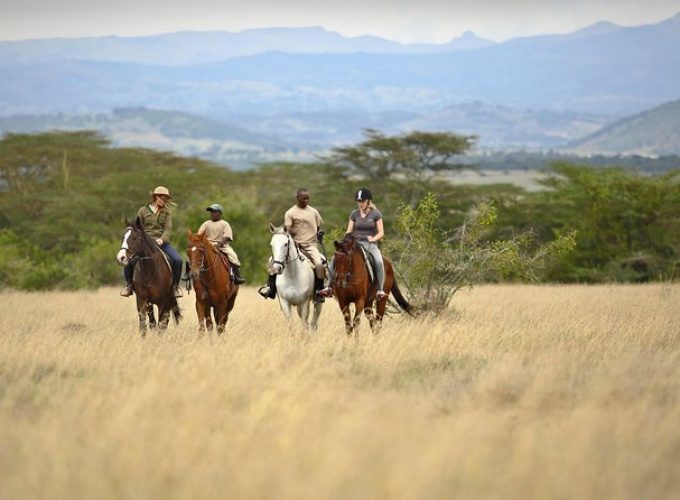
[268,223,322,331]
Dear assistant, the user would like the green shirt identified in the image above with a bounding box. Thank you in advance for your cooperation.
[137,205,172,243]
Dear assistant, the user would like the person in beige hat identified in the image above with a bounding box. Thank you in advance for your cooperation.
[197,203,246,284]
[121,186,183,297]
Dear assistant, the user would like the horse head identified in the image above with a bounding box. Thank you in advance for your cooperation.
[117,217,146,266]
[269,223,293,275]
[332,234,359,289]
[186,230,210,279]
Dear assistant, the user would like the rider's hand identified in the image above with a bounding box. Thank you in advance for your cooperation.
[156,238,163,246]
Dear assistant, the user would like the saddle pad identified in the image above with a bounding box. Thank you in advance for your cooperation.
[159,249,172,272]
[217,251,232,275]
[357,245,376,283]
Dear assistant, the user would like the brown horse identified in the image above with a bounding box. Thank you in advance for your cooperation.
[186,230,239,334]
[331,234,412,334]
[117,217,182,334]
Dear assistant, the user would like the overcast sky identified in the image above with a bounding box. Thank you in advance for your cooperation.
[1,0,678,43]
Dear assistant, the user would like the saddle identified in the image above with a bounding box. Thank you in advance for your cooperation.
[217,250,236,280]
[298,246,327,270]
[155,248,172,273]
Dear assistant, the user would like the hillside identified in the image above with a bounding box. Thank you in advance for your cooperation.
[567,99,680,155]
[0,108,306,169]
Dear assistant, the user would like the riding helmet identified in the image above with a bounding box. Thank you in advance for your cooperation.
[355,188,372,201]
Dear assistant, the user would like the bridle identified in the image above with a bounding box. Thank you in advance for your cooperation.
[121,226,158,283]
[188,240,217,285]
[334,244,355,289]
[271,232,304,271]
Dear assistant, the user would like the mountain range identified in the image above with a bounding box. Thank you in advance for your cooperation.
[567,99,680,156]
[0,15,679,163]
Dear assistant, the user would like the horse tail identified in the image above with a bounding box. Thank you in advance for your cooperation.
[391,279,414,316]
[171,299,182,325]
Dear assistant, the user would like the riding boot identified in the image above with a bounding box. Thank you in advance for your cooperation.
[120,281,134,297]
[232,265,246,285]
[258,274,277,299]
[314,277,325,303]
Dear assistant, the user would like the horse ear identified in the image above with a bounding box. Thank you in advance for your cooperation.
[198,231,207,240]
[186,229,193,240]
[124,216,131,227]
[135,216,143,230]
[334,240,343,252]
[269,222,276,233]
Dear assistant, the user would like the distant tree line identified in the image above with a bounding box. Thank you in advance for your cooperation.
[1,130,679,290]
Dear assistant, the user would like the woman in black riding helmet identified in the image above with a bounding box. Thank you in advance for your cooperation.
[319,187,387,300]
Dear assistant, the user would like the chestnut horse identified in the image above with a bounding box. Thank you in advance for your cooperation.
[186,230,239,333]
[331,234,412,334]
[117,217,182,334]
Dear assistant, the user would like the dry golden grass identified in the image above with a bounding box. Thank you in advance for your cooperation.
[1,284,679,500]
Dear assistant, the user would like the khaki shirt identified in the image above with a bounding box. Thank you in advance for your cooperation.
[284,205,323,245]
[137,205,172,243]
[198,219,234,245]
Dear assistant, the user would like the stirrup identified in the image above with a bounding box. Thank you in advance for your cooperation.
[173,287,183,298]
[258,286,276,299]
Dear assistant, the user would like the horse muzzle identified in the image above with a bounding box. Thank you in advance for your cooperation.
[116,249,129,266]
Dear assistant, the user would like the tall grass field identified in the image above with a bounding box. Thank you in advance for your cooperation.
[1,285,679,499]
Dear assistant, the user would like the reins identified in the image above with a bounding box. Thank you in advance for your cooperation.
[272,233,305,271]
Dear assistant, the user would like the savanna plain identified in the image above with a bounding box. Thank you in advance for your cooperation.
[1,284,679,500]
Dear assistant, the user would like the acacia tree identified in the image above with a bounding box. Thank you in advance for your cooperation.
[326,129,476,182]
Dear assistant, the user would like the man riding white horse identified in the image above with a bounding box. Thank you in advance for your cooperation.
[259,188,326,303]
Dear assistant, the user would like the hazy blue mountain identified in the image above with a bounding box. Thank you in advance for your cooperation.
[1,13,677,118]
[0,27,495,66]
[399,102,609,148]
[566,99,680,155]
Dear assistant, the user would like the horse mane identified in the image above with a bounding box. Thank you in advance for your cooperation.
[132,217,161,254]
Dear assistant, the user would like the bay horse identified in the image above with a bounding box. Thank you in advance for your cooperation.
[268,223,322,331]
[331,234,412,334]
[116,217,181,334]
[186,230,239,334]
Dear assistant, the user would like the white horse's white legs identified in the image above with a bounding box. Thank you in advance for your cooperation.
[268,227,323,334]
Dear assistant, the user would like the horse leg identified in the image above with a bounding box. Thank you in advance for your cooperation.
[341,304,353,335]
[310,301,322,332]
[136,296,148,336]
[158,304,171,331]
[353,298,366,334]
[195,299,208,333]
[206,306,214,332]
[279,299,293,321]
[364,306,377,333]
[297,301,310,332]
[147,303,157,330]
[215,304,228,335]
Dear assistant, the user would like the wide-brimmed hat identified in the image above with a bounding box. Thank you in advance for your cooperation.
[151,186,171,198]
[206,203,224,213]
[355,188,372,201]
